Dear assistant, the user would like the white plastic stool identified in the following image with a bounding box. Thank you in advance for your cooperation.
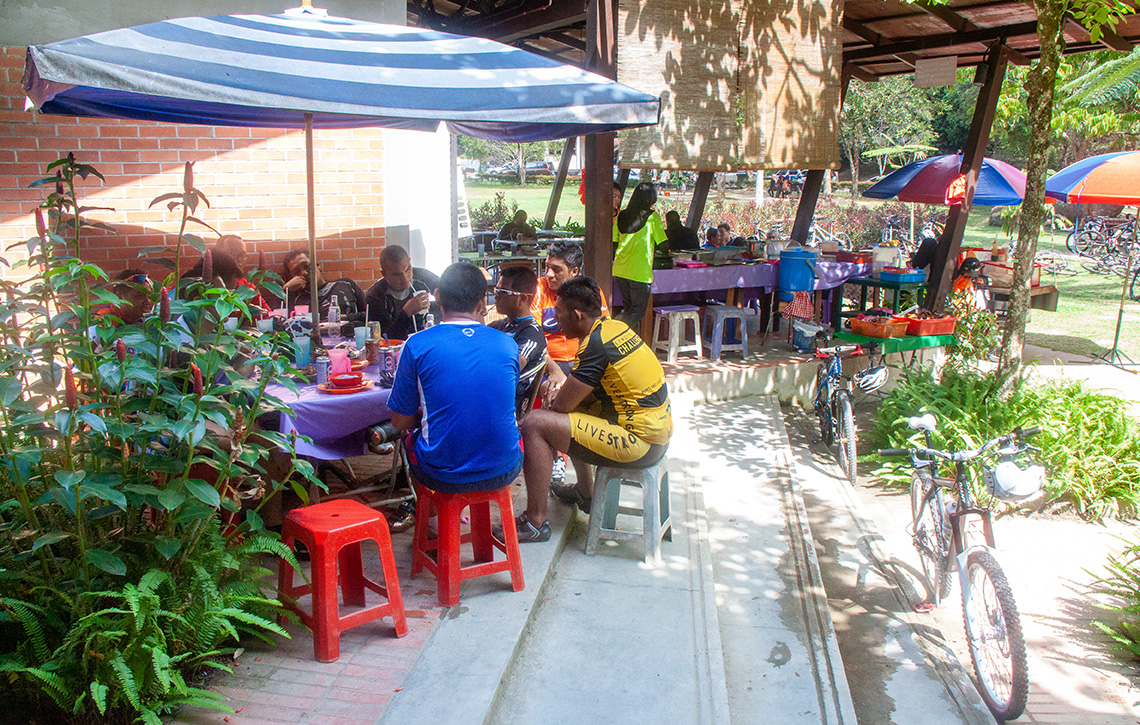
[585,457,672,563]
[651,306,703,363]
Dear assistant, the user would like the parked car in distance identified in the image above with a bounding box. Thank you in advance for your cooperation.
[525,161,555,176]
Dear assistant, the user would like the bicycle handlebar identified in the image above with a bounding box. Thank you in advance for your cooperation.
[878,426,1039,463]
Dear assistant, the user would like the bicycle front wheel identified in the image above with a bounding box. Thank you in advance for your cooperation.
[910,469,951,601]
[1131,267,1140,302]
[835,390,857,485]
[815,364,834,446]
[962,550,1029,720]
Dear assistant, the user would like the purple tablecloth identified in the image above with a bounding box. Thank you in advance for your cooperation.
[614,261,872,303]
[264,364,393,460]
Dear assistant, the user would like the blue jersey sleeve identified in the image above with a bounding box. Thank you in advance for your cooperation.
[387,342,419,416]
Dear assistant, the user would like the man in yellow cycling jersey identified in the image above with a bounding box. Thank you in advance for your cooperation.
[515,276,672,542]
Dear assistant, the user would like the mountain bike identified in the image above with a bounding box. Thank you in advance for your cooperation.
[807,219,852,249]
[813,341,887,484]
[880,415,1044,720]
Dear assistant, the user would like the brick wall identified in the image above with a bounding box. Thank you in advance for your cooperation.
[0,47,389,286]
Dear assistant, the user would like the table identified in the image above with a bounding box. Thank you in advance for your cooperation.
[983,284,1059,314]
[263,363,393,461]
[845,276,927,315]
[833,331,957,365]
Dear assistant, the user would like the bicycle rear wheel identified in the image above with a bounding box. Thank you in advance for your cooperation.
[962,549,1029,720]
[909,469,951,601]
[1131,267,1140,302]
[835,390,857,485]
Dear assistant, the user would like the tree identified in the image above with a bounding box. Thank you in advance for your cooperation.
[456,137,550,184]
[840,77,937,198]
[997,0,1136,385]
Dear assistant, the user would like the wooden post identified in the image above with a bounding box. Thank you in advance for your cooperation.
[543,137,577,230]
[304,113,320,348]
[791,170,826,243]
[583,0,616,290]
[925,45,1009,312]
[686,171,715,229]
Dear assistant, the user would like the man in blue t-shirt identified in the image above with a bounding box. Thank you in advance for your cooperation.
[388,262,523,497]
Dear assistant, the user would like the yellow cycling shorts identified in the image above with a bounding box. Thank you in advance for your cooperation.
[567,412,667,467]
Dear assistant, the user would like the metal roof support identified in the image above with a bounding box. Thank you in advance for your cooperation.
[925,44,1010,312]
[583,0,615,294]
[544,137,577,230]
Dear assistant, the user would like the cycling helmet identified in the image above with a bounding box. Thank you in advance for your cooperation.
[957,257,984,277]
[853,365,889,394]
[984,461,1045,502]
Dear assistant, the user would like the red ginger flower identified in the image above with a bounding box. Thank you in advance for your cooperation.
[201,249,213,284]
[115,339,127,364]
[35,209,46,238]
[190,363,203,396]
[64,367,77,411]
[159,291,170,323]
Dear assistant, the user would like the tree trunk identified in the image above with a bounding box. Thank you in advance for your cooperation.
[823,169,832,196]
[997,0,1065,389]
[516,143,527,185]
[848,150,860,200]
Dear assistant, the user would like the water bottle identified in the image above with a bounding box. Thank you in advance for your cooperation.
[328,298,341,325]
[424,313,435,329]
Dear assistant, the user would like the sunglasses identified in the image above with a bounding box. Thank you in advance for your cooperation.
[493,288,527,298]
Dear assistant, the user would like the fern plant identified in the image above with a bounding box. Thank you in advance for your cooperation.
[1090,533,1140,661]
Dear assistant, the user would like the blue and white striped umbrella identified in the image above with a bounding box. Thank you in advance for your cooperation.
[24,12,659,141]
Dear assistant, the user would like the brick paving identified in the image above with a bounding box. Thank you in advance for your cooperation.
[170,455,450,725]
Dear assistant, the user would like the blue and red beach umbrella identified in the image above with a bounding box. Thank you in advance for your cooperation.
[863,154,1028,206]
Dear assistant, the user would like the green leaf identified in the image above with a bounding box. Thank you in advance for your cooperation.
[79,482,127,510]
[86,549,127,576]
[78,412,107,435]
[0,377,20,407]
[156,489,186,511]
[90,681,109,715]
[148,192,182,208]
[184,478,221,508]
[184,233,206,254]
[155,536,181,560]
[32,531,71,551]
[54,470,86,490]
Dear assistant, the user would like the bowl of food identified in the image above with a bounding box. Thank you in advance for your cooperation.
[329,372,364,389]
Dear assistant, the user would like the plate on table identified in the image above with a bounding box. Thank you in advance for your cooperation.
[350,358,370,371]
[316,379,375,395]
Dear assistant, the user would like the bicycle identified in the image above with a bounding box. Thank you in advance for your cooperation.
[813,341,887,484]
[880,415,1044,720]
[807,219,852,249]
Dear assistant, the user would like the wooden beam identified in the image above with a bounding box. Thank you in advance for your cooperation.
[544,137,577,230]
[616,168,631,195]
[925,45,1009,313]
[1064,18,1134,51]
[481,1,588,42]
[791,170,826,243]
[547,31,587,51]
[844,21,1037,61]
[843,17,885,45]
[583,0,615,294]
[686,172,714,230]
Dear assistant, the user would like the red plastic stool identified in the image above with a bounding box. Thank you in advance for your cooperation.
[278,499,408,662]
[411,483,525,607]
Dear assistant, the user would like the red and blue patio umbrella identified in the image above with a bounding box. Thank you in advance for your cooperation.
[863,154,1028,206]
[1045,151,1140,204]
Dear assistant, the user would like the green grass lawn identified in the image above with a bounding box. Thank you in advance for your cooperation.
[464,182,1140,363]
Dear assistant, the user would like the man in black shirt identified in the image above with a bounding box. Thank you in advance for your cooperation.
[490,266,547,415]
[498,210,537,241]
[363,245,441,340]
[664,210,700,251]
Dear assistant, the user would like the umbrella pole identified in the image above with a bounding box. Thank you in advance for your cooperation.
[305,113,320,351]
[1100,209,1136,368]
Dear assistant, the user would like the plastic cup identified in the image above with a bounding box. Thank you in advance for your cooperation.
[328,348,350,375]
[354,326,369,349]
[292,335,311,367]
[294,305,309,316]
[223,317,239,331]
[271,308,286,318]
[257,318,274,333]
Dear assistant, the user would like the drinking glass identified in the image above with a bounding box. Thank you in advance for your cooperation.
[354,326,369,349]
[328,348,350,374]
[292,335,311,367]
[257,318,274,333]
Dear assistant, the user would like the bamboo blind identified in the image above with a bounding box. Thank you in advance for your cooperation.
[617,0,842,171]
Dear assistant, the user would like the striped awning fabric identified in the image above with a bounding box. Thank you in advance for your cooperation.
[24,12,660,142]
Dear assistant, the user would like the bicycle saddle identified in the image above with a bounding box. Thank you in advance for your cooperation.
[908,413,937,432]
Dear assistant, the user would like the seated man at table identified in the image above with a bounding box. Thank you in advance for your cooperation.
[518,276,672,540]
[216,233,270,316]
[93,269,153,326]
[281,248,367,323]
[664,210,700,252]
[364,245,441,339]
[499,209,537,241]
[388,262,523,499]
[490,266,547,414]
[701,227,722,249]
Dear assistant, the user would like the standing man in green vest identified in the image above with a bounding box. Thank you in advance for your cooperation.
[612,181,667,332]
